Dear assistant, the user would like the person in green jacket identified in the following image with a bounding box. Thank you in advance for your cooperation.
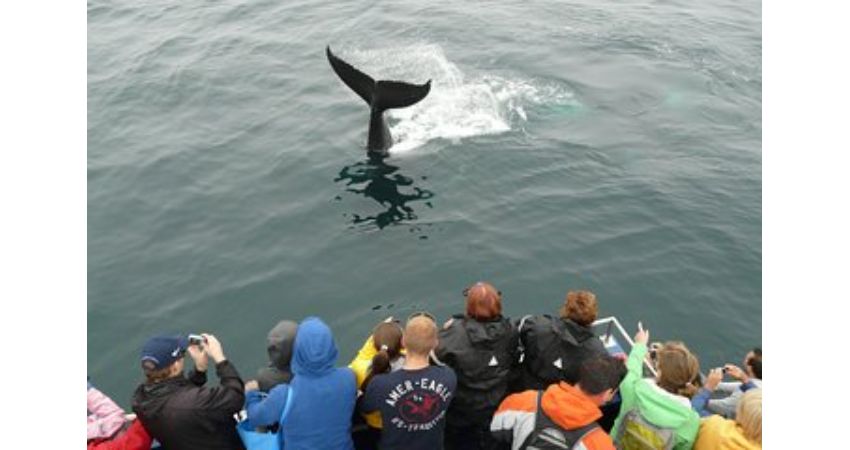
[612,323,701,450]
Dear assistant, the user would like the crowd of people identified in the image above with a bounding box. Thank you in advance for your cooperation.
[87,282,762,450]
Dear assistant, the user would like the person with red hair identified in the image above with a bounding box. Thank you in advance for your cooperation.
[435,282,521,450]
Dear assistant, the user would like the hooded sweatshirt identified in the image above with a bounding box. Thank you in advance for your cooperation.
[491,382,615,450]
[245,317,356,450]
[256,320,298,392]
[435,314,520,428]
[694,415,761,450]
[611,342,700,450]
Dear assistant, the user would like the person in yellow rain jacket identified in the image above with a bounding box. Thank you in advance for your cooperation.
[694,389,761,450]
[349,318,407,441]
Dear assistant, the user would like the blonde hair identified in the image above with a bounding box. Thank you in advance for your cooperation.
[736,389,762,445]
[404,316,437,355]
[656,341,700,398]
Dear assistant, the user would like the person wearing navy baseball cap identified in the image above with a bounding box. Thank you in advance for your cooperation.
[131,332,246,450]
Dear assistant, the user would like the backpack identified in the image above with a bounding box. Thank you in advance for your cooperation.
[614,409,676,450]
[519,391,599,450]
[520,315,603,388]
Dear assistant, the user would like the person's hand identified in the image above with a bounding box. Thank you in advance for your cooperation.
[244,380,259,393]
[634,322,650,345]
[187,342,209,372]
[724,364,749,383]
[705,368,723,391]
[202,333,227,364]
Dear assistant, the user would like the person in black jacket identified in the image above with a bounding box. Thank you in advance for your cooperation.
[517,290,607,391]
[435,282,520,450]
[132,333,245,450]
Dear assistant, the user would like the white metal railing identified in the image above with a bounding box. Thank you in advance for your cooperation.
[593,316,658,377]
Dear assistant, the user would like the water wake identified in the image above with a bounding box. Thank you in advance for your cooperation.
[343,44,578,154]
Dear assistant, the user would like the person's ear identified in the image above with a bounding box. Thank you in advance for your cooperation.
[170,360,183,377]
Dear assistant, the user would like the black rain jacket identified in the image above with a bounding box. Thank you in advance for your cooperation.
[132,360,245,450]
[517,315,607,391]
[435,314,520,428]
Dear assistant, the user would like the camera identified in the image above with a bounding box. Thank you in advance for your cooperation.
[188,334,206,345]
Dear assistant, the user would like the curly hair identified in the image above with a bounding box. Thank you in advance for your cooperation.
[559,290,599,326]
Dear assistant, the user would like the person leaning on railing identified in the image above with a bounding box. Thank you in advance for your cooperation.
[244,317,357,450]
[610,324,701,450]
[515,290,609,391]
[349,317,406,449]
[435,282,521,450]
[360,313,457,450]
[131,333,245,450]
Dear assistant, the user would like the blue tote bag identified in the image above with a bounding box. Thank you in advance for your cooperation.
[237,388,294,450]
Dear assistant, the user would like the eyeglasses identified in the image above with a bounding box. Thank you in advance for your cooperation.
[462,282,502,298]
[407,311,436,323]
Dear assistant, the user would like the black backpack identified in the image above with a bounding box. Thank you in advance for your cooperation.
[519,390,600,450]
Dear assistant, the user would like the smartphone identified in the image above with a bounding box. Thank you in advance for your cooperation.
[188,334,205,345]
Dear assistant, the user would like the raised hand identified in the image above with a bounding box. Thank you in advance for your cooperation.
[705,368,723,391]
[635,321,650,345]
[724,364,749,383]
[201,333,227,364]
[244,380,259,393]
[187,342,209,372]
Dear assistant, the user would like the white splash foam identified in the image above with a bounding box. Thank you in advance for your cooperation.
[345,44,578,154]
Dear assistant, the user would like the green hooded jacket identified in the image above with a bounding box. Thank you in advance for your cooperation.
[611,342,700,449]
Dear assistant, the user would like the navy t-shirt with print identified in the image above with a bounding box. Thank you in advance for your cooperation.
[361,365,457,450]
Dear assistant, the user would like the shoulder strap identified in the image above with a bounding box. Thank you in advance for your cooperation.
[527,390,601,450]
[280,386,294,423]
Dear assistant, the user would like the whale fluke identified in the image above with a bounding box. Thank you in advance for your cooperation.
[326,46,431,155]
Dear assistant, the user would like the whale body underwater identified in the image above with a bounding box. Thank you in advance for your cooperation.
[326,46,432,156]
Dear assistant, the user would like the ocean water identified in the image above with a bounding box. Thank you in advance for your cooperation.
[88,0,761,403]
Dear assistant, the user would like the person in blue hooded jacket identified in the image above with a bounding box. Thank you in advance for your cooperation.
[244,316,356,450]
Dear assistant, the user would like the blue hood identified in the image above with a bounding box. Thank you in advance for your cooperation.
[292,317,339,376]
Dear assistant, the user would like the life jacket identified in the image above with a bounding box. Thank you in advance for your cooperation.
[436,314,519,427]
[614,409,676,450]
[519,315,606,390]
[520,390,600,450]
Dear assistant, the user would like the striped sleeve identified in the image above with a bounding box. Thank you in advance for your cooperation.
[490,390,539,450]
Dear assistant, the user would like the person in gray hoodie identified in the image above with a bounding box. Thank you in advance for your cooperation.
[255,320,298,393]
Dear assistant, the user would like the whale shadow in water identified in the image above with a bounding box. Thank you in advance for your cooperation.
[334,156,435,230]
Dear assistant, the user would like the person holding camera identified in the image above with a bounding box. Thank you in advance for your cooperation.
[131,333,246,450]
[691,348,762,418]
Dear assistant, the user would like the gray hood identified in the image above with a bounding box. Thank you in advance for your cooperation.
[256,320,297,392]
[267,320,298,370]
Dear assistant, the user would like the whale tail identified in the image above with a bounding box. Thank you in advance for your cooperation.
[326,46,431,113]
[327,46,431,153]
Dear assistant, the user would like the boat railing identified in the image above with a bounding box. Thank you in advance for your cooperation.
[592,316,658,377]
